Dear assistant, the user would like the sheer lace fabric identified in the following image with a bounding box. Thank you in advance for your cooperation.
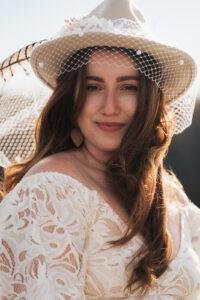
[0,172,200,299]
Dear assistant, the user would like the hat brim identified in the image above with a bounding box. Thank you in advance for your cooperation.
[30,32,197,101]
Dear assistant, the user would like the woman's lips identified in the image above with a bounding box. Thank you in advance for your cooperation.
[96,122,125,132]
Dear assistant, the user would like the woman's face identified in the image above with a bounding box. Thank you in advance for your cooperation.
[77,51,139,156]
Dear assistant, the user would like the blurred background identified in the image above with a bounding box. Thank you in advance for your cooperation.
[0,0,200,206]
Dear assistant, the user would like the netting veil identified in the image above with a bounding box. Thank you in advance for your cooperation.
[0,42,52,167]
[0,0,199,167]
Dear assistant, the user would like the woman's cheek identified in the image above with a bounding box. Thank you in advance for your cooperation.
[121,95,138,115]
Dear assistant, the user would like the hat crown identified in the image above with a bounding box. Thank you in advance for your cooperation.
[29,0,197,135]
[88,0,147,28]
[55,0,151,41]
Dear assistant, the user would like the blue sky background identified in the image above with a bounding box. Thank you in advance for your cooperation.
[0,0,200,72]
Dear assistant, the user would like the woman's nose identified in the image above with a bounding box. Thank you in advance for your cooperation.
[102,91,120,115]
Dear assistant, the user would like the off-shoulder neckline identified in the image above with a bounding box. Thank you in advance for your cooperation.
[22,170,128,227]
[23,170,98,193]
[21,170,184,263]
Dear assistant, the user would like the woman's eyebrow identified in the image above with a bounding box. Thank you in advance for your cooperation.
[86,76,104,82]
[117,76,140,82]
[86,75,140,82]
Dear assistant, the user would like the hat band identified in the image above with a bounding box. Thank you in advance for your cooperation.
[55,16,152,39]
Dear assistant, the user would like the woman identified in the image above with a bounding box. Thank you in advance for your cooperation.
[0,0,200,299]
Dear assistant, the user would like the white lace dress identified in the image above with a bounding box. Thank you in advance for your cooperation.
[0,172,200,299]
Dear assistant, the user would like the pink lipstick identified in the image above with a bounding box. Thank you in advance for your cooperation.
[96,122,125,132]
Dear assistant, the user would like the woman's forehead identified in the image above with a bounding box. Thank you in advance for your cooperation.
[88,49,135,66]
[86,49,139,77]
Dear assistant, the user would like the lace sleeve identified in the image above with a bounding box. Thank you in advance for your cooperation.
[0,173,91,299]
[177,185,200,262]
[185,201,200,262]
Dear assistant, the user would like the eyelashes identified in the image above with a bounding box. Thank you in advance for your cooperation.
[86,84,138,93]
[86,84,101,91]
[121,84,138,92]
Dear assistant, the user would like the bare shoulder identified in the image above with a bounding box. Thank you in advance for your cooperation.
[24,151,81,179]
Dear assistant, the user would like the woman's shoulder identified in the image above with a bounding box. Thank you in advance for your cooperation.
[18,151,96,202]
[163,171,200,227]
[22,150,98,197]
[2,150,95,206]
[1,152,95,223]
[163,171,190,207]
[24,151,80,179]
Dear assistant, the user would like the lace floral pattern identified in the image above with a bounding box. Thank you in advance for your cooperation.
[0,172,200,299]
[55,16,151,39]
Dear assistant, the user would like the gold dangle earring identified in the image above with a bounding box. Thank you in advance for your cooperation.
[71,128,84,147]
[155,125,166,145]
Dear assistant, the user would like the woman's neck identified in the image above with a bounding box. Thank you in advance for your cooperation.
[77,143,114,172]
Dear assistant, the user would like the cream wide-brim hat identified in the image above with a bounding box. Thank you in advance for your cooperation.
[0,0,198,167]
[30,0,197,103]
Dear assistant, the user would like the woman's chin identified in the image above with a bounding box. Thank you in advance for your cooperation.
[96,142,122,154]
[84,135,124,154]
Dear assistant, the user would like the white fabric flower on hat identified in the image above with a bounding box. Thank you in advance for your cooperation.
[55,15,151,39]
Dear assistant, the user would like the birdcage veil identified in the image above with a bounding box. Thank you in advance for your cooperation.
[0,0,199,167]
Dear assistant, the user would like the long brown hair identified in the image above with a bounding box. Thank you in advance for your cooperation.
[2,47,174,293]
[106,70,174,293]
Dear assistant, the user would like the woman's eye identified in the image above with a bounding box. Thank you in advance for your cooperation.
[123,84,138,92]
[86,85,101,91]
[121,85,138,92]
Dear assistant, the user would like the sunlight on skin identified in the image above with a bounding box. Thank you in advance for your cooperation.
[77,51,139,163]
